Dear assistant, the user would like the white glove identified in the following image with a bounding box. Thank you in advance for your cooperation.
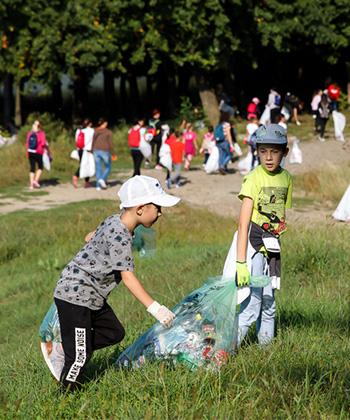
[147,301,175,327]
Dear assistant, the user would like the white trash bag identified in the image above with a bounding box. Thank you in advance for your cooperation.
[238,151,253,175]
[70,149,79,160]
[139,137,152,159]
[79,150,95,178]
[289,137,302,164]
[233,143,243,157]
[159,143,172,171]
[333,185,350,222]
[204,146,219,174]
[43,150,51,171]
[332,111,346,142]
[259,106,271,125]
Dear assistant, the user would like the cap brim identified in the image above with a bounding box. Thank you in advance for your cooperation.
[151,194,181,207]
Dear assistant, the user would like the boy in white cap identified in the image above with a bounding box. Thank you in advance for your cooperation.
[49,175,180,389]
[235,124,292,345]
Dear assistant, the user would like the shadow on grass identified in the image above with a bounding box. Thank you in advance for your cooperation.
[278,308,350,334]
[41,177,60,187]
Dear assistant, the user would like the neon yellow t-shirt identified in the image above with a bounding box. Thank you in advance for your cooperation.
[238,165,293,235]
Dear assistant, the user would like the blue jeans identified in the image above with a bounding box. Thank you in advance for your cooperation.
[237,252,276,346]
[216,140,231,169]
[93,150,111,182]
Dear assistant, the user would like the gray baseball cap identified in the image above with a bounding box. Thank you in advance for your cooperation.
[253,124,287,145]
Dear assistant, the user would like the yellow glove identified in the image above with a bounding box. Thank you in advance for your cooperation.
[236,261,251,287]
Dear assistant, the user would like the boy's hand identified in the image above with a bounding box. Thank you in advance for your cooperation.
[147,301,175,327]
[236,261,250,287]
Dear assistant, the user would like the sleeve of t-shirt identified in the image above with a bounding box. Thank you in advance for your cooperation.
[107,229,134,272]
[238,173,258,202]
[285,175,293,209]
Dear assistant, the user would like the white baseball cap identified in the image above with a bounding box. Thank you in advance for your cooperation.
[118,175,181,209]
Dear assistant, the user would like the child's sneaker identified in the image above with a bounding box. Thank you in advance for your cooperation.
[33,180,41,188]
[98,179,107,189]
[41,341,65,381]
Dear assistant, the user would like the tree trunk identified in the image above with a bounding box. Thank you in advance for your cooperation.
[197,75,220,126]
[346,62,350,105]
[52,80,63,119]
[73,69,88,120]
[15,81,22,127]
[129,75,140,118]
[103,69,116,125]
[3,73,13,126]
[146,74,154,111]
[119,74,129,120]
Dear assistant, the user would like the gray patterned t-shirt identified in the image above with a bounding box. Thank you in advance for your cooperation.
[54,214,134,310]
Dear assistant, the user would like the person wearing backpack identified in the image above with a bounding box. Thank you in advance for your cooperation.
[26,119,48,190]
[128,118,146,176]
[317,93,331,142]
[214,113,234,175]
[72,118,94,188]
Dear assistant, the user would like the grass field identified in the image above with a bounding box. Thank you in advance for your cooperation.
[0,200,349,418]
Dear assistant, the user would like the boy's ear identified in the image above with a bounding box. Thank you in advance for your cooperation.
[136,205,144,216]
[283,147,289,157]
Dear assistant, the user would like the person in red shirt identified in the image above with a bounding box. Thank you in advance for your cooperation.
[165,129,185,188]
[327,83,341,111]
[26,119,48,189]
[246,97,260,120]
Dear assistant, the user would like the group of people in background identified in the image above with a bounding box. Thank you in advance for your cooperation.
[25,80,345,190]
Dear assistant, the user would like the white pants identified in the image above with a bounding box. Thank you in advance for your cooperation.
[237,253,276,346]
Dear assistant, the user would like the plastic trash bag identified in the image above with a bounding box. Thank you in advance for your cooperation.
[79,150,95,178]
[233,143,243,157]
[43,150,51,171]
[39,303,61,344]
[70,149,79,160]
[204,146,219,173]
[159,143,172,171]
[139,137,152,159]
[115,276,238,371]
[238,151,253,175]
[132,225,156,258]
[259,106,271,125]
[332,111,346,142]
[333,185,350,222]
[289,137,302,164]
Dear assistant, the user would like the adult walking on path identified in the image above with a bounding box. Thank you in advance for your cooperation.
[26,119,48,190]
[92,118,115,191]
[72,118,94,188]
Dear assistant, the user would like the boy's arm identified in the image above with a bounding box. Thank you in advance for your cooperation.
[121,271,174,327]
[236,197,253,286]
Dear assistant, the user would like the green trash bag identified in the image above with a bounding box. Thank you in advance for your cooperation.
[115,276,238,371]
[132,225,156,258]
[39,303,61,343]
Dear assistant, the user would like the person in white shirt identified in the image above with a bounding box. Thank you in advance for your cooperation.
[73,119,94,188]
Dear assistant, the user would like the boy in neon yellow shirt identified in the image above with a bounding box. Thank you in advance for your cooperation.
[236,124,292,345]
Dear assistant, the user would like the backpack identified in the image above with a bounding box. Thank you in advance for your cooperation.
[214,124,225,142]
[128,127,141,148]
[28,132,38,150]
[76,129,85,149]
[274,94,281,107]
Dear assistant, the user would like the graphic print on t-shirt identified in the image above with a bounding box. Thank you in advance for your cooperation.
[256,186,288,225]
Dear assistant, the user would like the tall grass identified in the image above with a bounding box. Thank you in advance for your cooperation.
[0,201,349,418]
[294,162,350,202]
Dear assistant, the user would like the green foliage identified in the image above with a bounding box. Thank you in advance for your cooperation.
[0,202,349,417]
[254,0,350,62]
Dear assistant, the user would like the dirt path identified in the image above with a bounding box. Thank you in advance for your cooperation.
[0,139,349,223]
